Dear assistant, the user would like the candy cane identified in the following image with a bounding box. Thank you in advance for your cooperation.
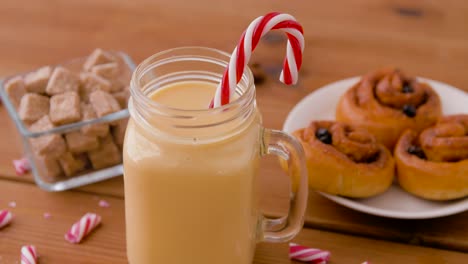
[13,158,31,176]
[0,210,13,229]
[20,245,37,264]
[210,12,304,108]
[289,243,331,264]
[65,213,101,244]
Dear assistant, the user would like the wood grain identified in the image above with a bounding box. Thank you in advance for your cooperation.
[0,0,468,260]
[1,180,467,263]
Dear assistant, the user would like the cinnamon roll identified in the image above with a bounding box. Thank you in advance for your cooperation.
[291,121,395,198]
[336,68,442,150]
[395,115,468,200]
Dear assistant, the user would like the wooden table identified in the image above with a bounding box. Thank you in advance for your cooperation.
[1,0,467,263]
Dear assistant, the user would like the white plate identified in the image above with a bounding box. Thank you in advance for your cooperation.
[283,77,468,219]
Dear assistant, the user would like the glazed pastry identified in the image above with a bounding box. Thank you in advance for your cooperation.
[291,121,395,198]
[336,68,442,150]
[395,115,468,200]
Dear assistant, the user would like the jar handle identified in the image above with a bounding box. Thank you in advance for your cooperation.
[260,128,308,242]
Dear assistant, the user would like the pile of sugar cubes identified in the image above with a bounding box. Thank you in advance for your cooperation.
[4,49,131,181]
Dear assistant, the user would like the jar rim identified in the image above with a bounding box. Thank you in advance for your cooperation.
[130,46,255,114]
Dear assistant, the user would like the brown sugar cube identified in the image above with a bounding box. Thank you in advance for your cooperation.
[80,73,112,95]
[111,81,125,93]
[88,135,122,169]
[29,115,54,132]
[91,62,119,80]
[49,91,81,125]
[24,66,52,94]
[58,152,86,176]
[75,153,91,169]
[80,103,110,137]
[112,88,130,108]
[91,63,123,92]
[89,90,121,117]
[111,118,128,148]
[79,72,112,101]
[46,67,80,95]
[4,76,26,108]
[83,49,115,71]
[36,154,63,181]
[18,93,50,123]
[29,116,67,158]
[30,133,67,159]
[107,79,125,93]
[65,131,99,153]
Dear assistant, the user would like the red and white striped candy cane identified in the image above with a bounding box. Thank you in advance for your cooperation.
[210,12,304,108]
[289,243,331,264]
[64,213,101,244]
[13,158,31,176]
[0,209,13,229]
[20,245,37,264]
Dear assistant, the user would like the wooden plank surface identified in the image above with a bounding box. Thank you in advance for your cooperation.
[0,0,468,261]
[3,131,468,253]
[1,180,467,263]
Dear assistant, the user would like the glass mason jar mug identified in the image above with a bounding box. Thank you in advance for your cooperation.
[123,47,308,264]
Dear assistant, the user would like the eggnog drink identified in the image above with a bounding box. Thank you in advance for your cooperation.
[124,81,261,264]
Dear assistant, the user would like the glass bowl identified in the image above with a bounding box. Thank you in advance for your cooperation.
[0,51,135,191]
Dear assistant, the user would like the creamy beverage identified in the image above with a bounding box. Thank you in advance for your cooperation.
[124,81,261,264]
